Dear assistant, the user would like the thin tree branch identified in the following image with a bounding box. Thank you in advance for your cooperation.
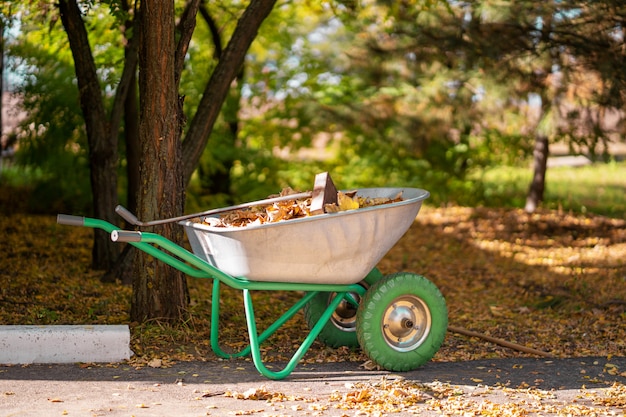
[57,0,108,140]
[448,326,554,358]
[109,4,139,140]
[199,0,223,58]
[175,0,201,87]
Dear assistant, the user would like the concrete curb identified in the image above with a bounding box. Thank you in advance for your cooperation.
[0,325,132,364]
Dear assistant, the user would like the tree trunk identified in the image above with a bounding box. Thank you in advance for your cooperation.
[131,0,188,322]
[1,16,4,148]
[525,134,549,213]
[125,74,140,215]
[58,0,119,270]
[120,1,141,216]
[182,0,277,185]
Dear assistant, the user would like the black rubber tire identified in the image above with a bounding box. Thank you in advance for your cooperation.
[303,268,384,348]
[356,272,447,371]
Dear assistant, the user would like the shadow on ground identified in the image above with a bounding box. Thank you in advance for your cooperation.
[2,356,624,391]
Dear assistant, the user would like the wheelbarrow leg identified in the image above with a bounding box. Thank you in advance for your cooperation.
[242,289,348,380]
[209,279,250,359]
[210,281,322,362]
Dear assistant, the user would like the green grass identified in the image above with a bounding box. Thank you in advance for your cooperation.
[478,161,626,218]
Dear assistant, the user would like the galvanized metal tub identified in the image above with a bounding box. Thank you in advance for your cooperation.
[181,187,429,284]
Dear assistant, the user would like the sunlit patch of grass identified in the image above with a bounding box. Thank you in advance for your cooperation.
[478,161,626,218]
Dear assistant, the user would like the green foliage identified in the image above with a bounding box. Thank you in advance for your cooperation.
[4,0,626,219]
[235,0,531,207]
[235,0,625,214]
[6,2,127,214]
[99,0,131,23]
[6,14,92,213]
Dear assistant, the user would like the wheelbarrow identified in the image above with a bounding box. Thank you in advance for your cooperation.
[57,186,447,380]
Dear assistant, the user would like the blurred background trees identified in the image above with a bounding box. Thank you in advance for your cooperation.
[238,0,626,207]
[3,0,624,211]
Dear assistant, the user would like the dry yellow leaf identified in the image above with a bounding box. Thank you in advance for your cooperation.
[337,192,360,211]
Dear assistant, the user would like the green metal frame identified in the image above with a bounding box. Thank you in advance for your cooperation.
[73,217,367,379]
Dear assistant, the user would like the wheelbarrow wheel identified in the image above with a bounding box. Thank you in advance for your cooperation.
[356,272,447,371]
[303,268,383,348]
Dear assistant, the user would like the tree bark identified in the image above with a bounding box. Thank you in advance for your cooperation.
[524,134,549,213]
[131,0,188,322]
[58,0,120,270]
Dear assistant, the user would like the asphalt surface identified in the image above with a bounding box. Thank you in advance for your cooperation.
[1,356,625,416]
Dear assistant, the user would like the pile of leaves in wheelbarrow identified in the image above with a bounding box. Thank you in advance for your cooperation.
[1,205,624,367]
[204,188,403,227]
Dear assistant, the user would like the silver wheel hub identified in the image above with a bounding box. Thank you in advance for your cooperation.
[382,295,431,352]
[328,292,360,332]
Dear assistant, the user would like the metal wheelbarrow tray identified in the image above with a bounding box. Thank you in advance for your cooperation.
[57,187,448,380]
[182,187,428,284]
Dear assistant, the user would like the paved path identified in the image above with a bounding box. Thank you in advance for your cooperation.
[2,356,625,416]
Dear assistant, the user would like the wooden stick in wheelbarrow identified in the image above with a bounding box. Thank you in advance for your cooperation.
[115,172,339,227]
